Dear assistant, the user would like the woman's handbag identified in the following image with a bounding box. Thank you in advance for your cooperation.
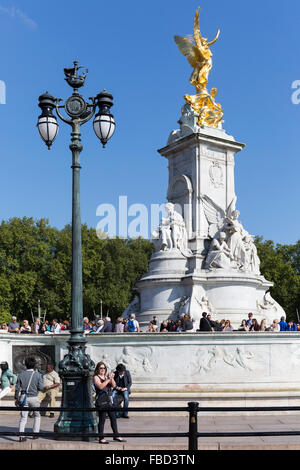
[17,371,35,407]
[95,390,113,410]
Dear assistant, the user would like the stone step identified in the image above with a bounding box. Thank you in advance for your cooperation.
[2,390,300,416]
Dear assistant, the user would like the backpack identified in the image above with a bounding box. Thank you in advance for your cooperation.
[127,320,136,332]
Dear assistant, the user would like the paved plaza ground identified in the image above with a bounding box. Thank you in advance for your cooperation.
[1,412,300,450]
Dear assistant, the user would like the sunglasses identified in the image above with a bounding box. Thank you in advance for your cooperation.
[99,367,106,370]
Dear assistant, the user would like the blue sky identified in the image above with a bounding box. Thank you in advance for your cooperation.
[0,0,299,244]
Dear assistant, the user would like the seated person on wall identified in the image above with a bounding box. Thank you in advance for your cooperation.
[166,319,176,332]
[1,323,9,333]
[31,317,43,335]
[37,363,60,418]
[19,320,31,334]
[160,320,168,332]
[238,320,249,332]
[269,319,280,332]
[287,320,298,331]
[8,316,20,334]
[114,317,125,333]
[0,361,17,400]
[207,314,221,331]
[183,315,194,332]
[222,320,233,332]
[50,319,61,334]
[146,321,158,332]
[112,363,132,419]
[83,317,92,332]
[102,317,114,333]
[176,319,184,332]
[199,312,213,332]
[279,316,288,331]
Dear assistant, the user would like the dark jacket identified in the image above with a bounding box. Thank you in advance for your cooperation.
[183,319,194,331]
[209,320,222,331]
[199,317,213,331]
[102,321,113,332]
[114,370,132,392]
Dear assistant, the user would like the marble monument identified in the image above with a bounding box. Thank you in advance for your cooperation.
[133,9,285,329]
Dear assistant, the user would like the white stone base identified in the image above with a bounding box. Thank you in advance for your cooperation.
[137,255,282,328]
[1,332,299,410]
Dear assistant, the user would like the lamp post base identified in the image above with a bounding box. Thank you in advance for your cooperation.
[54,371,98,441]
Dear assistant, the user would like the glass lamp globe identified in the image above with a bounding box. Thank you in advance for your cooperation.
[93,113,115,148]
[37,92,59,149]
[37,115,59,149]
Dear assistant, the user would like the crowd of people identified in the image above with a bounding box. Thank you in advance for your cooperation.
[1,312,300,335]
[0,316,70,335]
[198,312,300,332]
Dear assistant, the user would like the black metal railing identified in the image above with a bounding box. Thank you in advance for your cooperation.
[1,402,300,450]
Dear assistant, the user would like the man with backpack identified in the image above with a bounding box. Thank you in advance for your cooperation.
[126,314,140,333]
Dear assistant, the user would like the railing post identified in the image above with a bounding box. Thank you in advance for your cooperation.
[188,401,199,451]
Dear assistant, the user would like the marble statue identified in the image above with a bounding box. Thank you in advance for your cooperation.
[152,203,192,257]
[195,295,214,315]
[201,194,261,274]
[172,296,190,318]
[205,231,233,269]
[257,291,282,315]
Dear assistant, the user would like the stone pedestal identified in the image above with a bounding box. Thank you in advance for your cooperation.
[136,249,188,326]
[162,124,244,256]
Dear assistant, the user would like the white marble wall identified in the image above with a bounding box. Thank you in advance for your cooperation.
[1,332,300,394]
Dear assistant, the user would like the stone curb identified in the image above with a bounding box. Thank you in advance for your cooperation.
[1,442,300,450]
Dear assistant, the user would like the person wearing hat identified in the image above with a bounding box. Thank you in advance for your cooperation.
[0,362,17,400]
[112,363,132,418]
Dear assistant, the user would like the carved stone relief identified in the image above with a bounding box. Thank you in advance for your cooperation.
[191,346,255,375]
[209,161,224,188]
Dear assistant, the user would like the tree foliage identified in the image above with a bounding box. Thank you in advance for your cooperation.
[254,236,300,321]
[0,217,153,323]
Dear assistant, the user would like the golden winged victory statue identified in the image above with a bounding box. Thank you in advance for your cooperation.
[174,8,223,128]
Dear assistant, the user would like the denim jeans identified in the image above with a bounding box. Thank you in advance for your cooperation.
[112,390,129,417]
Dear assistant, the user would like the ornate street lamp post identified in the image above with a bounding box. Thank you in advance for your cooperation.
[37,61,115,440]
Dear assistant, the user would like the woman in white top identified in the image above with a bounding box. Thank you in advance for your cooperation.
[0,323,8,333]
[19,320,31,334]
[269,319,280,332]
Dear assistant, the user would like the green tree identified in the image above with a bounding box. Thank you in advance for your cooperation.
[254,236,300,320]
